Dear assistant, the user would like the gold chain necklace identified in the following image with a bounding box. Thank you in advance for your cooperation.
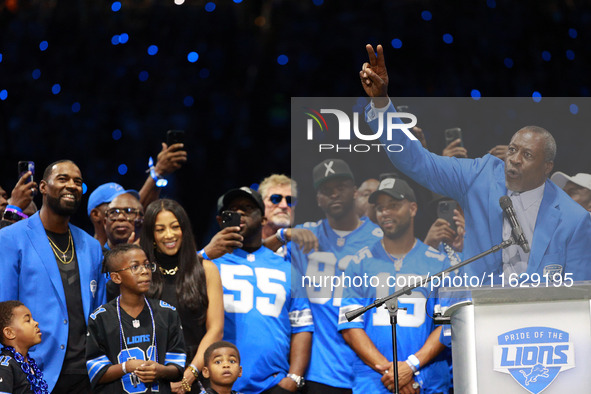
[159,266,179,275]
[47,230,74,264]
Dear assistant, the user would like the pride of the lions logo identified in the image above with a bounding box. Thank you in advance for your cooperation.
[493,327,575,394]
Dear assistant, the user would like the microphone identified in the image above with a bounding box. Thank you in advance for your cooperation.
[499,196,530,253]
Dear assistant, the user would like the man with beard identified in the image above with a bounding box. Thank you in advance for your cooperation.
[359,44,591,282]
[213,187,313,394]
[338,177,451,394]
[291,159,382,394]
[0,160,106,393]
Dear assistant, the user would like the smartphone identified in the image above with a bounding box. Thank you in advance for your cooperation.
[221,211,241,229]
[18,161,35,184]
[437,200,458,233]
[166,130,185,146]
[444,128,463,147]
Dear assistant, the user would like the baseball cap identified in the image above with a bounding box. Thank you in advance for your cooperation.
[313,159,355,190]
[369,177,416,203]
[87,182,140,216]
[217,186,265,214]
[550,172,591,191]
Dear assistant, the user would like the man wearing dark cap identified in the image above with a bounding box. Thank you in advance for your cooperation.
[87,182,140,246]
[338,177,452,394]
[0,160,106,393]
[212,187,313,394]
[291,158,382,394]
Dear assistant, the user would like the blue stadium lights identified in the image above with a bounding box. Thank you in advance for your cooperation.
[119,33,129,44]
[541,51,551,61]
[183,96,195,107]
[199,68,210,78]
[118,164,128,175]
[138,71,149,81]
[147,45,158,55]
[71,102,81,113]
[39,41,48,51]
[233,0,243,3]
[504,57,514,68]
[112,129,122,140]
[442,34,453,44]
[0,53,2,63]
[277,54,289,65]
[421,10,432,21]
[566,50,575,60]
[532,91,542,102]
[569,104,578,115]
[0,90,7,101]
[187,52,199,63]
[391,38,402,49]
[51,84,61,94]
[111,1,121,12]
[111,35,120,45]
[205,2,216,12]
[82,183,88,195]
[486,0,496,8]
[568,28,577,38]
[470,89,481,100]
[32,69,41,79]
[313,0,324,6]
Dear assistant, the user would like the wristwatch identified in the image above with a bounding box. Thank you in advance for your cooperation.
[287,373,305,389]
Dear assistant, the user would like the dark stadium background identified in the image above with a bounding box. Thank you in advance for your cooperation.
[1,0,590,245]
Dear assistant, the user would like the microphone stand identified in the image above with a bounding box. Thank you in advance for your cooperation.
[345,237,516,393]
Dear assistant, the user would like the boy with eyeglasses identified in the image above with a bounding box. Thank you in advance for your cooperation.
[86,244,186,393]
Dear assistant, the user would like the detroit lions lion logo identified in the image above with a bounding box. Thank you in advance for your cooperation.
[493,327,575,394]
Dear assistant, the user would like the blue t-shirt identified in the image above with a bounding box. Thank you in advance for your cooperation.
[291,218,382,388]
[214,247,313,394]
[338,239,452,394]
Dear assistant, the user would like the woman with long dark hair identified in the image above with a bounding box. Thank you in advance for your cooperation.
[141,199,223,393]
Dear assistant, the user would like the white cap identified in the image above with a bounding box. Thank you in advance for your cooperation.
[550,172,591,191]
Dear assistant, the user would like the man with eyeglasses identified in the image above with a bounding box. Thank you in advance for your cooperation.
[0,160,106,393]
[104,192,144,250]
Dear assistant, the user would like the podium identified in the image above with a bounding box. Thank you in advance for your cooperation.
[442,282,591,394]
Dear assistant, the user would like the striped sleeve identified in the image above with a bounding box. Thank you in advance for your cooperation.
[86,355,111,383]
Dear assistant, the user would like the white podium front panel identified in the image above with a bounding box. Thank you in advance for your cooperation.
[448,284,591,394]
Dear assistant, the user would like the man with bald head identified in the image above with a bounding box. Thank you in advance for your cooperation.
[0,160,106,393]
[359,44,591,281]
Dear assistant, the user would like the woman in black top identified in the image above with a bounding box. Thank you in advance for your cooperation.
[141,199,224,392]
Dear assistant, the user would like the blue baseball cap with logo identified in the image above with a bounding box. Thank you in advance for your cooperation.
[87,182,140,216]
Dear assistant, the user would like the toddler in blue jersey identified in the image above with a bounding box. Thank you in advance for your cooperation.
[0,300,49,394]
[202,341,242,394]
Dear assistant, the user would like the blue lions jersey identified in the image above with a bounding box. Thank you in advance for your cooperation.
[338,239,452,394]
[292,218,382,388]
[214,247,313,394]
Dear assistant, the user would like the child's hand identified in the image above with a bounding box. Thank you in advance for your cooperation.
[124,359,144,373]
[134,360,161,383]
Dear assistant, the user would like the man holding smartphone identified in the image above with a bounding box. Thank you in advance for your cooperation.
[0,160,106,393]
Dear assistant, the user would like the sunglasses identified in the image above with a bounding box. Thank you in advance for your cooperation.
[269,194,297,207]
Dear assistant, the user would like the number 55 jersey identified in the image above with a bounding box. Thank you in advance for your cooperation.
[214,247,313,394]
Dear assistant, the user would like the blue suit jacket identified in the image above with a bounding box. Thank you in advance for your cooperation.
[0,212,106,391]
[367,102,591,281]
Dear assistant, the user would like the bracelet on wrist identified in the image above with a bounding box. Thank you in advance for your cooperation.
[3,207,28,222]
[147,157,168,188]
[121,361,127,374]
[276,228,287,244]
[198,249,210,260]
[406,354,420,375]
[188,364,199,378]
[181,377,192,391]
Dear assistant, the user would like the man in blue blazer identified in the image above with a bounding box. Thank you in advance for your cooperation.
[358,44,591,283]
[0,160,106,393]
